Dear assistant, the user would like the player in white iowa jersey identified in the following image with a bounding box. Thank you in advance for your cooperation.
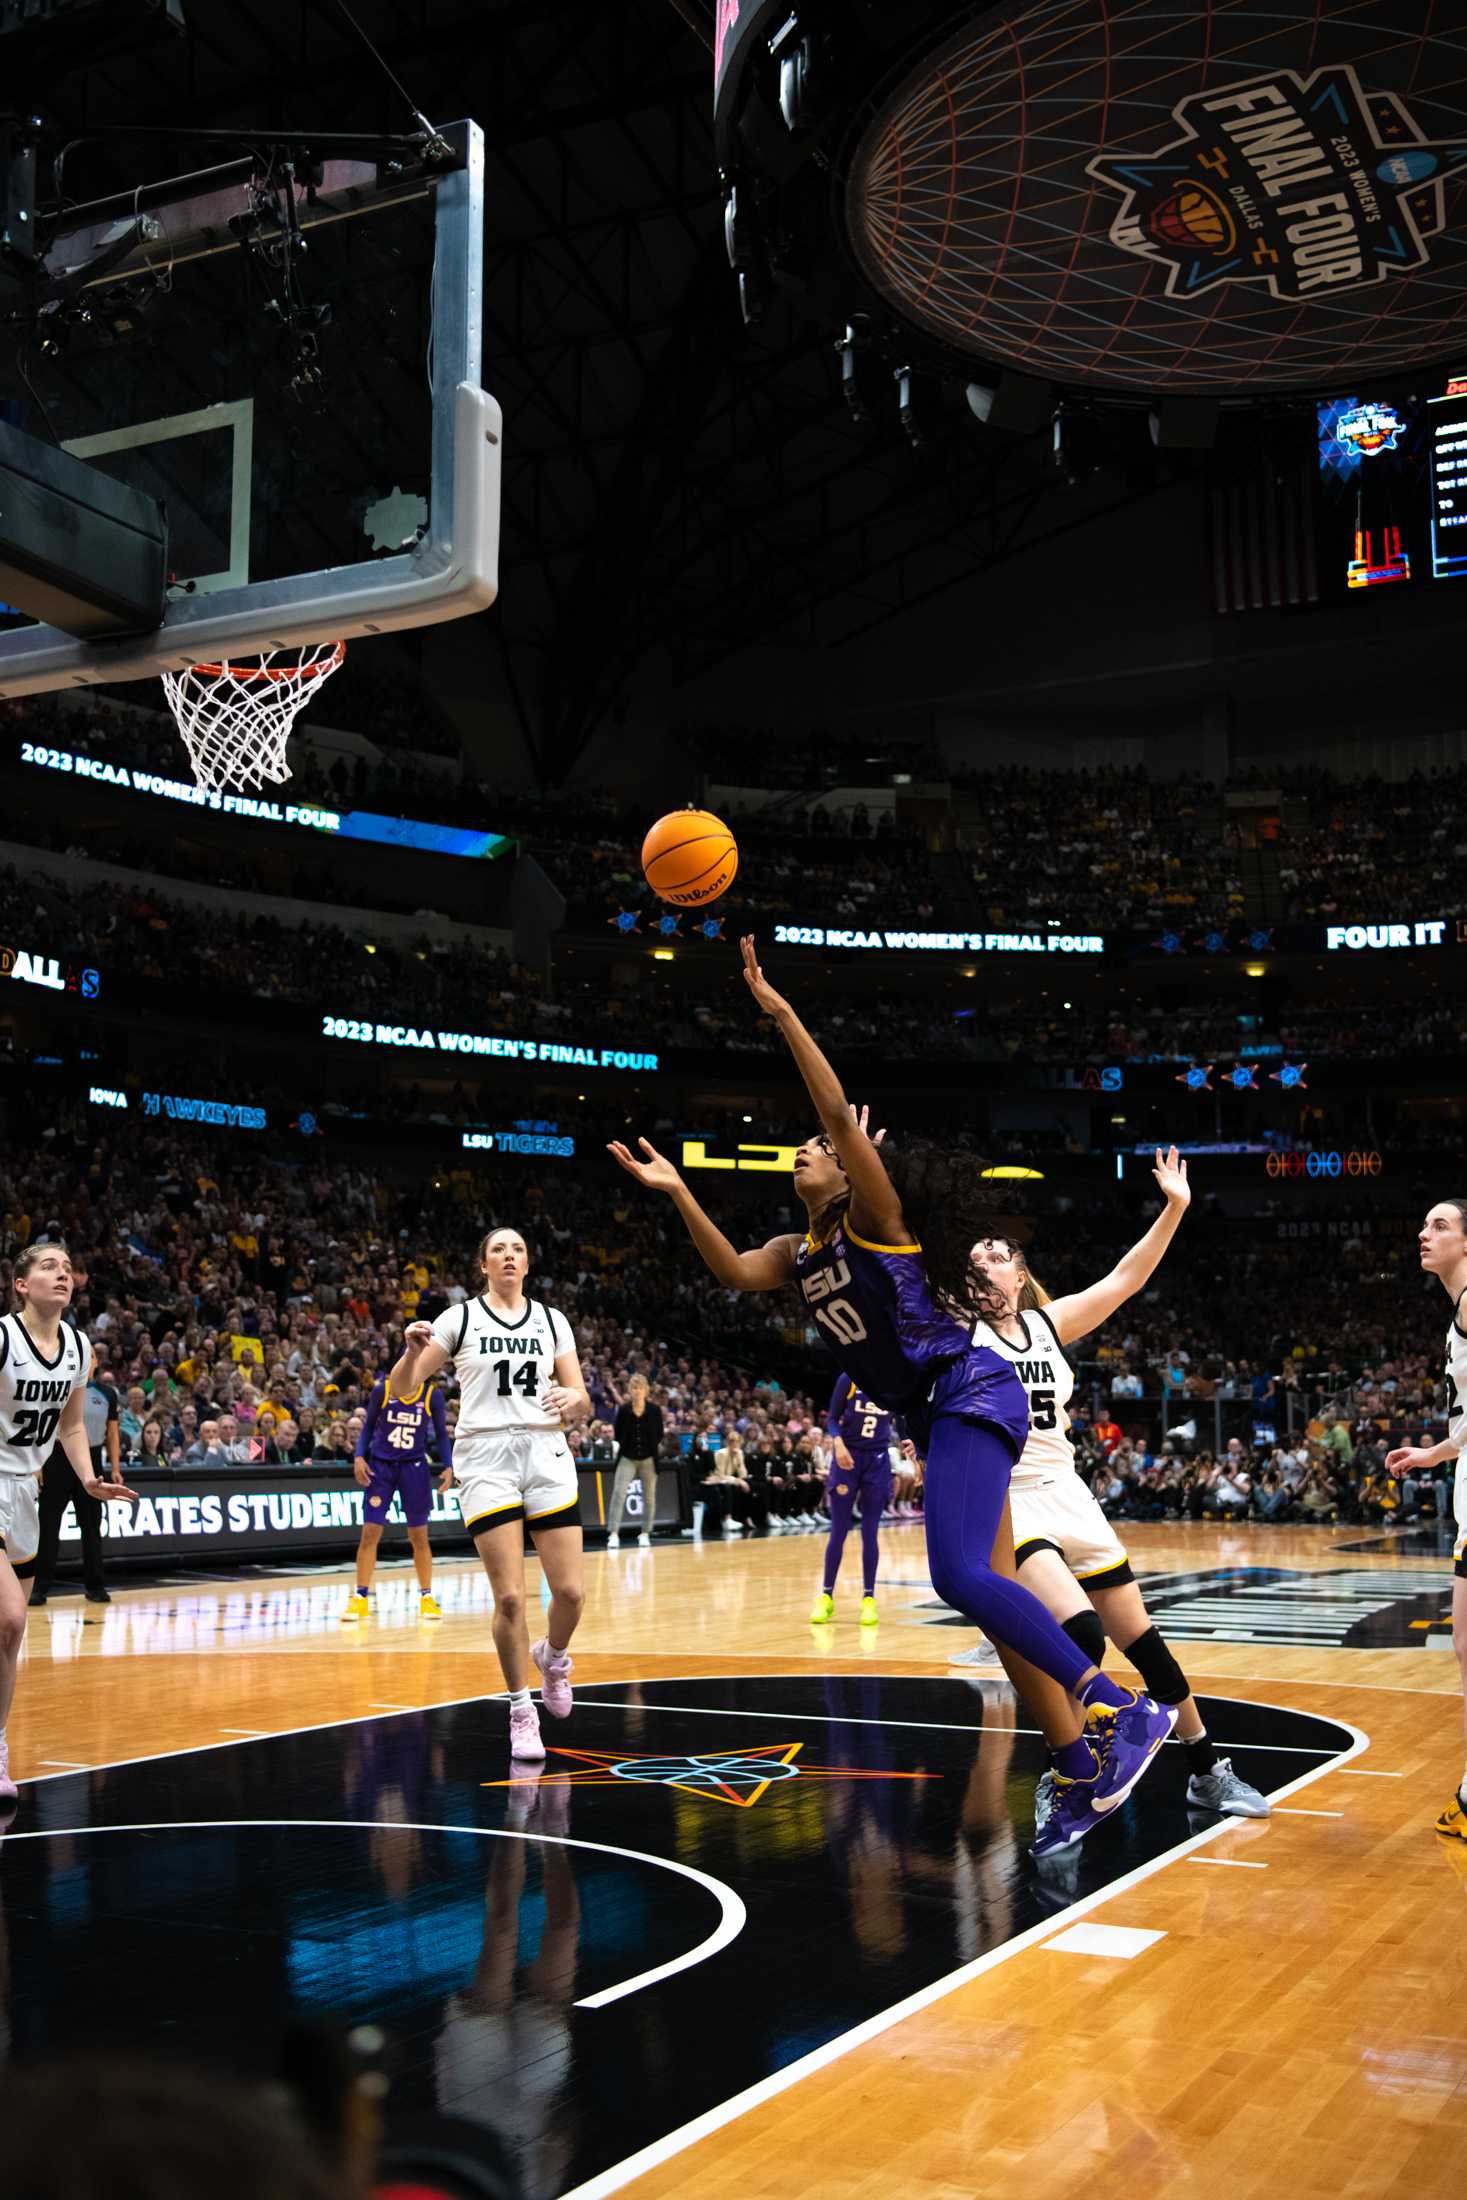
[391,1223,591,1763]
[968,1149,1266,1842]
[0,1242,138,1806]
[1386,1195,1467,1843]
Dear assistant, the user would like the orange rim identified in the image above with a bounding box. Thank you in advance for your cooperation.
[182,641,346,683]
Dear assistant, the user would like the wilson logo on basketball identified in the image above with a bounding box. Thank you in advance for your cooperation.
[1090,66,1467,303]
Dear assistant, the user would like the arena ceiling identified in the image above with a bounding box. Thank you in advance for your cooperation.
[20,0,1177,775]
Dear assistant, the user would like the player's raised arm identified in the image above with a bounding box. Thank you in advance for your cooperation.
[1043,1147,1191,1346]
[608,1135,800,1291]
[738,934,905,1243]
[388,1318,453,1394]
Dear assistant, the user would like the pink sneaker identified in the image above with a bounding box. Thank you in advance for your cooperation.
[510,1701,546,1761]
[530,1637,573,1719]
[0,1737,17,1801]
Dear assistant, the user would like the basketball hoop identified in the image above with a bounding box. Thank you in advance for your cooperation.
[161,642,346,792]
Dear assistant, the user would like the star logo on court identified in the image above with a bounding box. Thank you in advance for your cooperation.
[482,1741,936,1809]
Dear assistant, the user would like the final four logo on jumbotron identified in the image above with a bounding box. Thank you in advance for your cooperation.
[1089,68,1467,304]
[1335,402,1404,456]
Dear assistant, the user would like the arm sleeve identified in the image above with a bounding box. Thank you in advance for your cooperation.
[430,1384,452,1467]
[826,1374,851,1436]
[358,1382,383,1456]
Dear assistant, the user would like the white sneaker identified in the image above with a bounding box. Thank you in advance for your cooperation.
[1186,1756,1270,1817]
[0,1735,16,1802]
[637,1532,651,1547]
[948,1641,999,1666]
[606,1532,621,1549]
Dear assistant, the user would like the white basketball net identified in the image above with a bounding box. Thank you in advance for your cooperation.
[161,642,346,792]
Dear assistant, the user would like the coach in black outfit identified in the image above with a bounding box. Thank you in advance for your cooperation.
[605,1377,666,1545]
[31,1369,119,1605]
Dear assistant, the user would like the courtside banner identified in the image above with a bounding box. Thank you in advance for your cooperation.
[60,1464,687,1562]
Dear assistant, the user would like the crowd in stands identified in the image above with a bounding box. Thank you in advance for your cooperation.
[1272,764,1467,923]
[10,690,1467,944]
[6,855,1466,1080]
[0,1106,1453,1545]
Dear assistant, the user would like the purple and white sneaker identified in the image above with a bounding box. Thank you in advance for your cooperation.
[1030,1765,1107,1858]
[1085,1687,1178,1812]
[530,1637,573,1719]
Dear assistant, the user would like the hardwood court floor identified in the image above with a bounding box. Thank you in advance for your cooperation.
[10,1520,1467,2198]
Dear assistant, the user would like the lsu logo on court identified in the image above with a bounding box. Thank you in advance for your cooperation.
[1089,67,1467,302]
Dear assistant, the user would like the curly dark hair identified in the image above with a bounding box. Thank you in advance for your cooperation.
[803,1132,1037,1323]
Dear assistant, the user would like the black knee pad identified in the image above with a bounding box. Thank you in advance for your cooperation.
[1122,1623,1190,1705]
[1061,1608,1106,1669]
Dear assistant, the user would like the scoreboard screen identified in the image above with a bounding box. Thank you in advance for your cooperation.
[1317,376,1467,594]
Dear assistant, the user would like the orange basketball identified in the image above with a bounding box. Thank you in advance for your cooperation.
[641,806,739,907]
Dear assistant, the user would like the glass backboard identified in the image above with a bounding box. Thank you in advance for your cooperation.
[0,119,497,694]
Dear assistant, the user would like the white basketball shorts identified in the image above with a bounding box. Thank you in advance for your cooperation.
[1010,1470,1131,1585]
[0,1474,41,1570]
[454,1430,581,1537]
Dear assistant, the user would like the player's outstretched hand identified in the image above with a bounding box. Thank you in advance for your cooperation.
[88,1478,140,1504]
[607,1136,682,1193]
[1153,1145,1190,1206]
[1385,1445,1434,1475]
[848,1102,887,1147]
[403,1319,434,1351]
[740,934,792,1020]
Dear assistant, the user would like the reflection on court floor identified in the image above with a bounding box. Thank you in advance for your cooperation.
[0,1675,1355,2200]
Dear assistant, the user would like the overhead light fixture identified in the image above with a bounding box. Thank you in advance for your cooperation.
[965,370,1052,434]
[652,948,675,962]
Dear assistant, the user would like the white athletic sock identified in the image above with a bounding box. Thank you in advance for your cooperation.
[509,1688,532,1711]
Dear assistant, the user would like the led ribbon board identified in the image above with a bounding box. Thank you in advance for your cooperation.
[18,743,514,860]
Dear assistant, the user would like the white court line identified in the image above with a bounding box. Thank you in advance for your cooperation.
[557,1694,1369,2200]
[1339,1768,1404,1778]
[560,1696,1341,1756]
[367,1703,415,1711]
[0,1817,744,2012]
[1273,1807,1344,1817]
[218,1728,269,1737]
[37,1760,88,1769]
[10,1666,1367,2193]
[17,1692,495,1787]
[1188,1856,1268,1869]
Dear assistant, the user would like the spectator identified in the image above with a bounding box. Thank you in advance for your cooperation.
[129,1415,169,1469]
[181,1418,231,1469]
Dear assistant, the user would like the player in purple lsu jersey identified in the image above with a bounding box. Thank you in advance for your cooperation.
[613,935,1177,1854]
[811,1373,895,1628]
[341,1375,453,1623]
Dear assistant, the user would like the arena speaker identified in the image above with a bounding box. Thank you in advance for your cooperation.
[713,2,1467,407]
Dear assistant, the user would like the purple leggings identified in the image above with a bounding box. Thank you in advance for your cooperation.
[822,1453,891,1596]
[922,1417,1092,1691]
